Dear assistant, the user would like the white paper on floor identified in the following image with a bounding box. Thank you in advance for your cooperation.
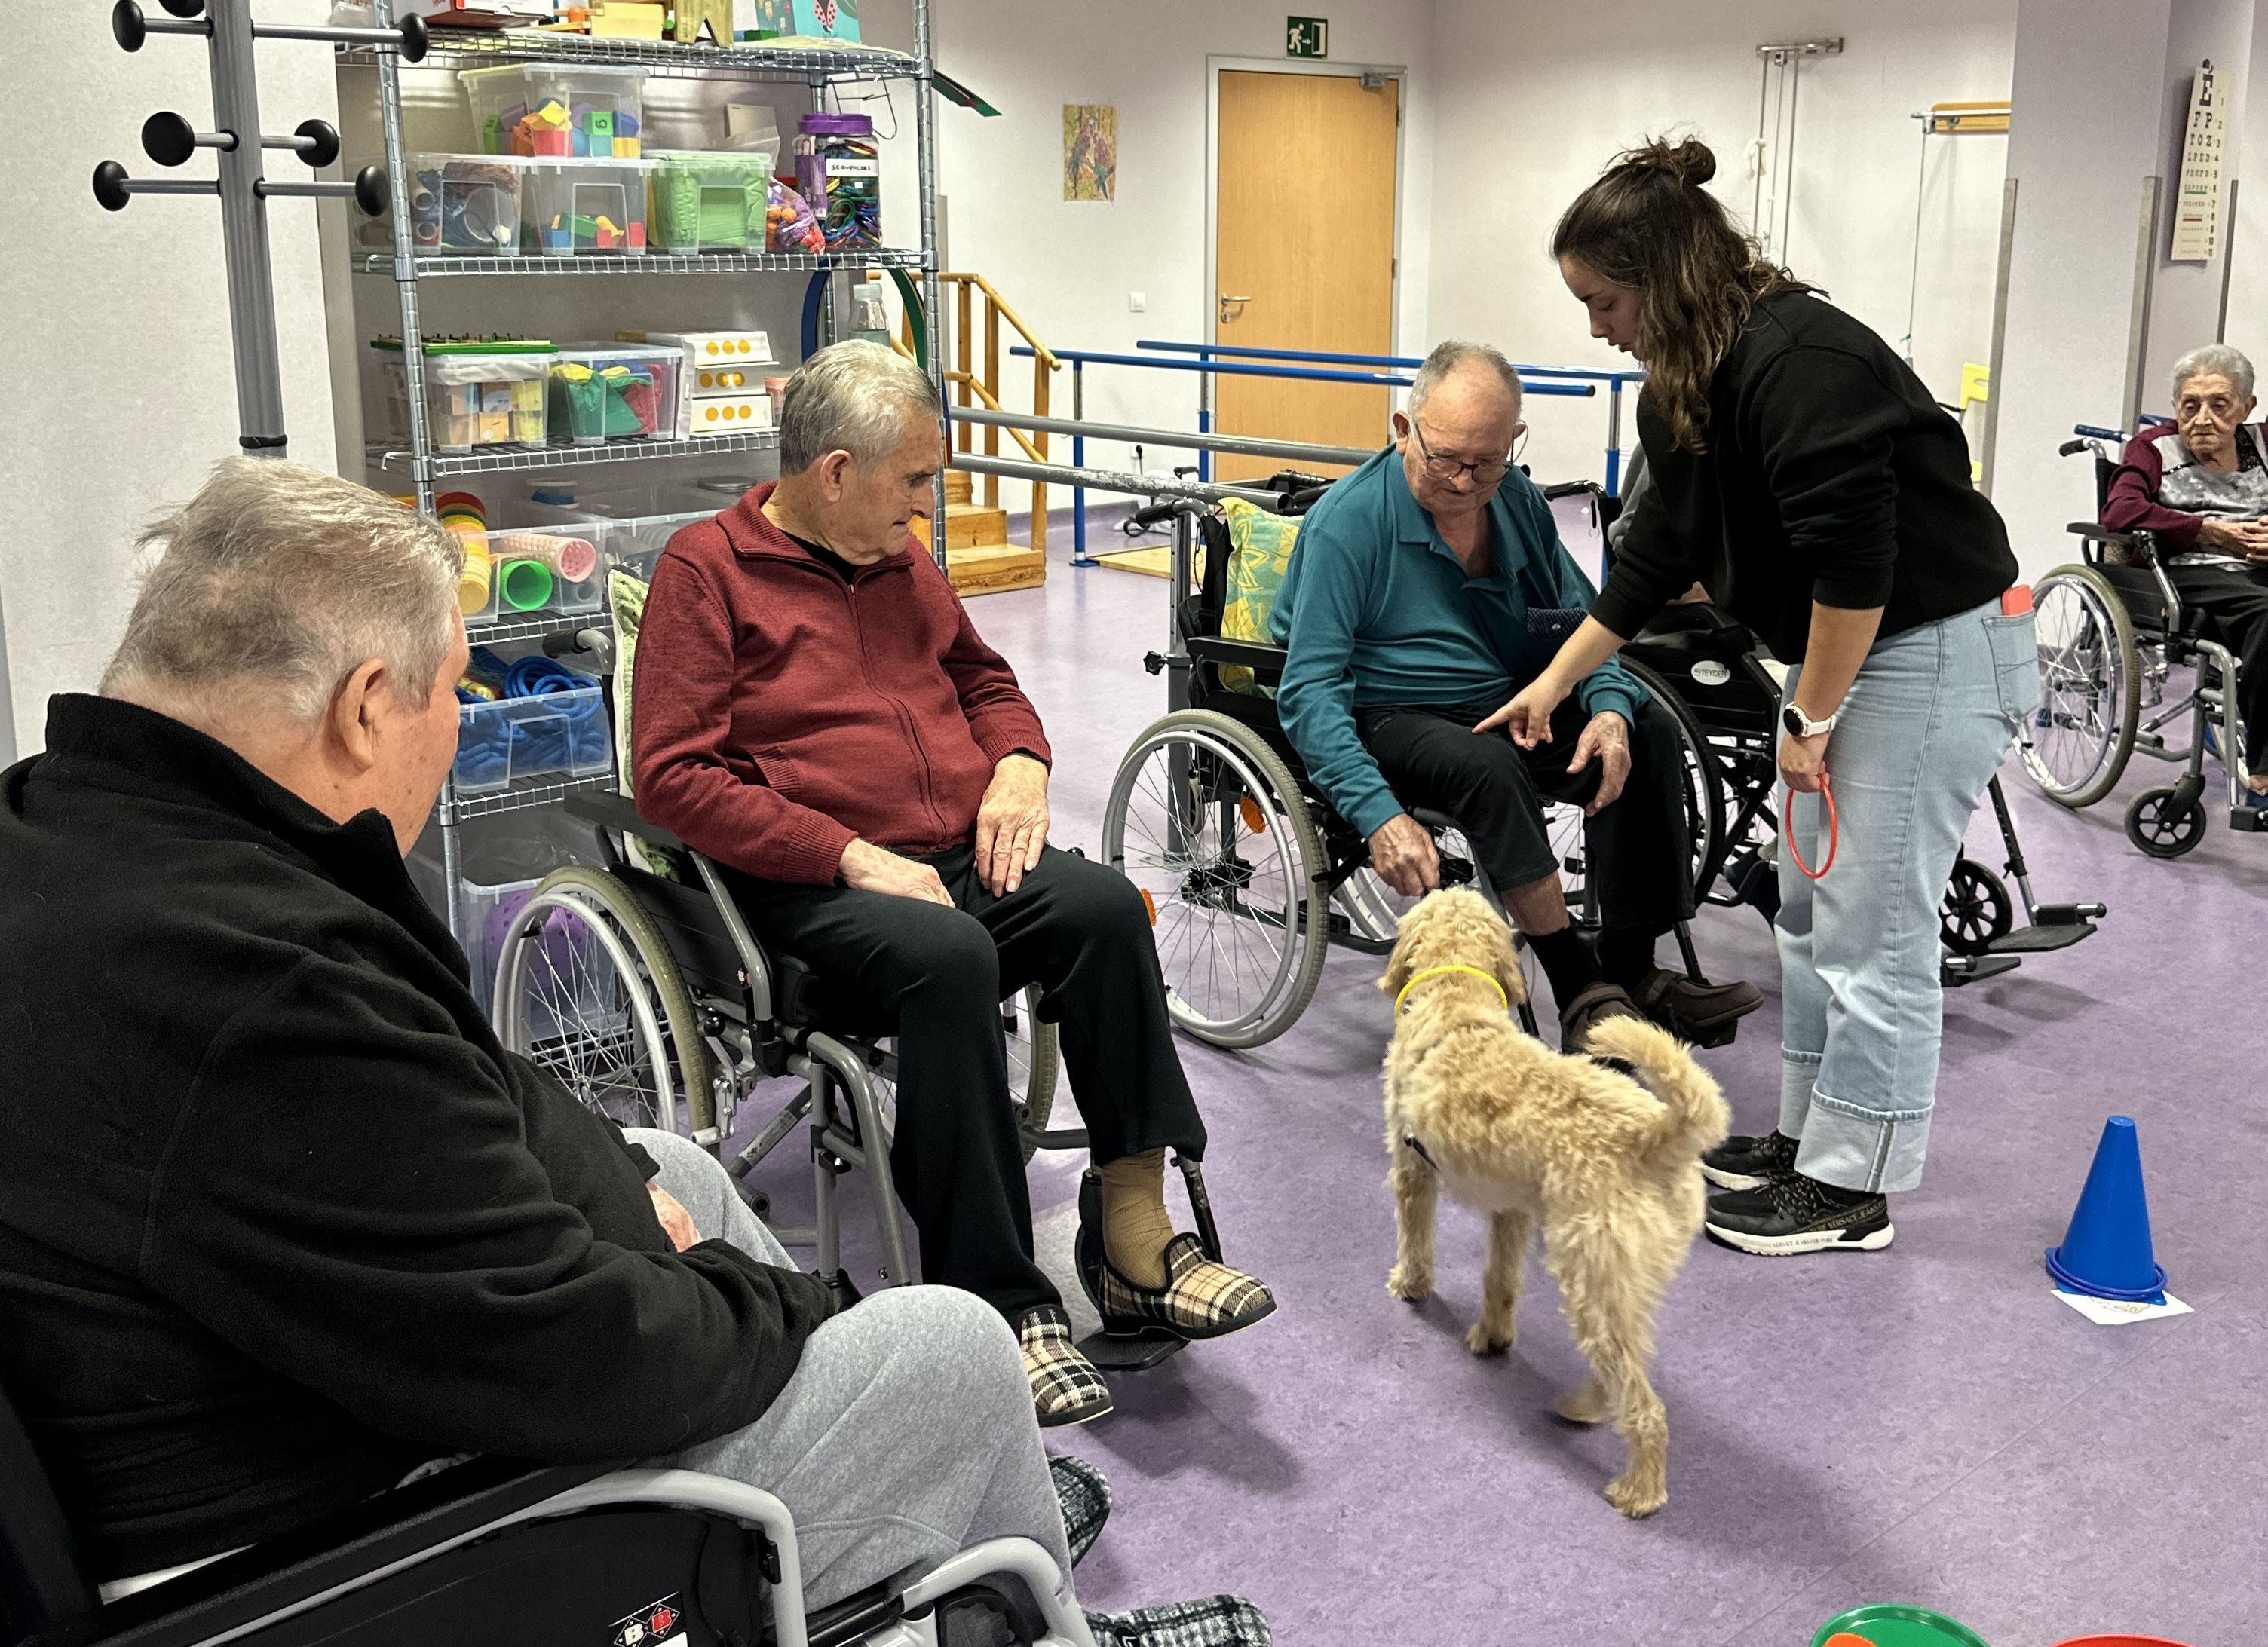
[2055,1286,2194,1325]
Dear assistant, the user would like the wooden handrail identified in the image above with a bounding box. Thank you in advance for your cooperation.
[940,371,1048,466]
[940,272,1061,372]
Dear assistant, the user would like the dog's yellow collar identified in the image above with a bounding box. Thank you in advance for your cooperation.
[1393,964,1509,1018]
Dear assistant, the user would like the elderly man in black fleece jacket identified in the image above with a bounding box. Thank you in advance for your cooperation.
[0,461,1067,1609]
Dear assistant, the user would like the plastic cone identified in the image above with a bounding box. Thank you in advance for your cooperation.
[2046,1116,2166,1303]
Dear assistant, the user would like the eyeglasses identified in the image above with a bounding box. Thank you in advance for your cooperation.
[1404,417,1521,485]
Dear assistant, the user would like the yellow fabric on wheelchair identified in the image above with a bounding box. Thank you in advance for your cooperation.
[607,567,681,881]
[1217,497,1301,696]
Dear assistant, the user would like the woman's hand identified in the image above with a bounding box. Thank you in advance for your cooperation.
[1778,730,1831,794]
[1476,675,1571,747]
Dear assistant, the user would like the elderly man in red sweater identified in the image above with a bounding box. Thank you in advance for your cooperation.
[633,341,1274,1428]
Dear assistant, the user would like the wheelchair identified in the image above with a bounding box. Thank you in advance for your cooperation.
[1,1382,1096,1647]
[1614,559,2105,987]
[2024,424,2266,856]
[1097,479,1724,1051]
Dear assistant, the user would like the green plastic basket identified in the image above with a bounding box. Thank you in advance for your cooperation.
[1813,1605,1992,1647]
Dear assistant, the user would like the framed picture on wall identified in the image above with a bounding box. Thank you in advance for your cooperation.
[1063,104,1116,201]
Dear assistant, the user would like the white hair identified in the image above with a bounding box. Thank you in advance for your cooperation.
[777,339,941,473]
[101,458,464,723]
[1408,340,1525,415]
[2171,343,2256,402]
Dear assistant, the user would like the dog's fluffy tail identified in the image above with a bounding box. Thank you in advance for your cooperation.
[1583,1015,1732,1168]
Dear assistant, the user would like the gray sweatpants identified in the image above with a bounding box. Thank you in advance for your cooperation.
[626,1129,1075,1608]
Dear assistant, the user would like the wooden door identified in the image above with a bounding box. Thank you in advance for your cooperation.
[1213,69,1400,481]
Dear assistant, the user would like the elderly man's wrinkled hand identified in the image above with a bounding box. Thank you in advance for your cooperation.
[838,839,954,905]
[1568,712,1632,816]
[976,753,1050,895]
[1368,813,1441,899]
[648,1183,700,1252]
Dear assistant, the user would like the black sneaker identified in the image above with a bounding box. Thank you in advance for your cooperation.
[1704,1173,1894,1256]
[1700,1128,1800,1192]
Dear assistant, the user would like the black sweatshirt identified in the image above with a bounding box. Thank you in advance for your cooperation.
[1592,289,2018,663]
[0,696,835,1581]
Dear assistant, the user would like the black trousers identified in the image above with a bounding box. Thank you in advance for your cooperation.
[1354,694,1696,932]
[728,843,1206,1318]
[2167,560,2268,769]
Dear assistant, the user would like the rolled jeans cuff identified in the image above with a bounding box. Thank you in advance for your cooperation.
[1779,1049,1821,1140]
[1794,1085,1933,1195]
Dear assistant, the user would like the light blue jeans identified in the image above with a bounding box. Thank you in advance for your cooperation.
[1776,599,2041,1193]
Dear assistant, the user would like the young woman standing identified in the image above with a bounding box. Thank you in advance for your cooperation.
[1488,138,2040,1256]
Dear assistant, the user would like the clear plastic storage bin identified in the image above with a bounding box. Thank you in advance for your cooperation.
[453,526,607,623]
[461,63,648,159]
[405,153,529,253]
[547,347,685,445]
[645,151,775,251]
[522,158,652,256]
[370,338,553,455]
[452,675,611,796]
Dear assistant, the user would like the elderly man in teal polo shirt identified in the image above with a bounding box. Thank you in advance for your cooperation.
[1272,340,1758,1049]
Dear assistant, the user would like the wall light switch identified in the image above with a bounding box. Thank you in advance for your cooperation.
[1129,291,1148,312]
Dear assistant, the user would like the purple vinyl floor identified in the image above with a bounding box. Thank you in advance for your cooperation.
[733,534,2268,1647]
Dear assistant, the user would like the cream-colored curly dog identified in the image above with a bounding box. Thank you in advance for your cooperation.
[1379,889,1729,1518]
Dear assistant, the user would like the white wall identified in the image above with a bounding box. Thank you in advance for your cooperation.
[0,1,344,759]
[927,0,1436,507]
[2224,7,2268,369]
[1426,0,2018,491]
[2141,0,2254,412]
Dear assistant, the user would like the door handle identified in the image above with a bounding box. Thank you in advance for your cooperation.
[1218,294,1252,324]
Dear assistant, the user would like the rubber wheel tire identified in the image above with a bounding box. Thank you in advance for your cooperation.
[1619,656,1729,905]
[2125,785,2208,859]
[498,865,713,1134]
[1103,707,1328,1049]
[2027,563,2142,809]
[1939,856,2013,956]
[1010,987,1062,1162]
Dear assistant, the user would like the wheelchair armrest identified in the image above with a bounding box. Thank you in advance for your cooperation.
[1539,480,1605,504]
[2067,522,2147,550]
[566,790,688,856]
[98,1458,621,1646]
[1185,636,1289,677]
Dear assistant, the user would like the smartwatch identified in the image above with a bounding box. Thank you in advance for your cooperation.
[1782,705,1838,739]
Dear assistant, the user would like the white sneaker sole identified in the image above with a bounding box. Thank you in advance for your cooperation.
[1705,1218,1895,1256]
[1699,1162,1781,1192]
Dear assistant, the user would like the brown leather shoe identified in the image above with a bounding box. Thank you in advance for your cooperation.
[1558,981,1647,1054]
[1629,965,1762,1039]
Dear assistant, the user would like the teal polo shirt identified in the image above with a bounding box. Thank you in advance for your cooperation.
[1269,447,1642,840]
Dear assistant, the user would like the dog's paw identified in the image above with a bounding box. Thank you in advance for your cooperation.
[1553,1382,1609,1425]
[1604,1471,1666,1520]
[1385,1264,1433,1302]
[1465,1319,1513,1356]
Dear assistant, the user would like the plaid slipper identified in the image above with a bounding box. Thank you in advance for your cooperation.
[1086,1232,1277,1342]
[1084,1595,1273,1647]
[1016,1306,1113,1428]
[1048,1454,1110,1566]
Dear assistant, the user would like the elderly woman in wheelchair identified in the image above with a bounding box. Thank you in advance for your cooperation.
[2027,344,2268,855]
[628,343,1274,1431]
[0,458,1280,1647]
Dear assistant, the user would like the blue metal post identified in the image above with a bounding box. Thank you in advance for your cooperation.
[1604,378,1624,494]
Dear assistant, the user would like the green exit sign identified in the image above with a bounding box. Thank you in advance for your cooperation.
[1286,15,1328,57]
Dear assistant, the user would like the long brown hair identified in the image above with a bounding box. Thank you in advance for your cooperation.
[1552,136,1810,454]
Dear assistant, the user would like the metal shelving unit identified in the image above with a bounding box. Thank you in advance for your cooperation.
[351,1,944,938]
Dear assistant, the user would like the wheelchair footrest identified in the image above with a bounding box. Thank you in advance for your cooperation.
[1985,919,2098,956]
[1942,954,2022,987]
[2230,806,2268,831]
[1078,1328,1188,1371]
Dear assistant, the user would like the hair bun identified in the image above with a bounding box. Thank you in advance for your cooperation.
[1622,136,1716,188]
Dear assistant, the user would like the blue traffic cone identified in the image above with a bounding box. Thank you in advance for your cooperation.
[2046,1116,2167,1303]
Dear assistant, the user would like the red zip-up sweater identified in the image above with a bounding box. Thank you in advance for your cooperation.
[631,484,1051,885]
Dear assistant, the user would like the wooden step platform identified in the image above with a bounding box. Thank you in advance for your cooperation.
[913,501,1046,596]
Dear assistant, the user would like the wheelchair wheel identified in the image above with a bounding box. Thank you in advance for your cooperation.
[2026,565,2140,807]
[1939,856,2012,957]
[1102,708,1328,1049]
[1620,657,1727,905]
[492,866,712,1137]
[866,986,1061,1163]
[2125,785,2208,858]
